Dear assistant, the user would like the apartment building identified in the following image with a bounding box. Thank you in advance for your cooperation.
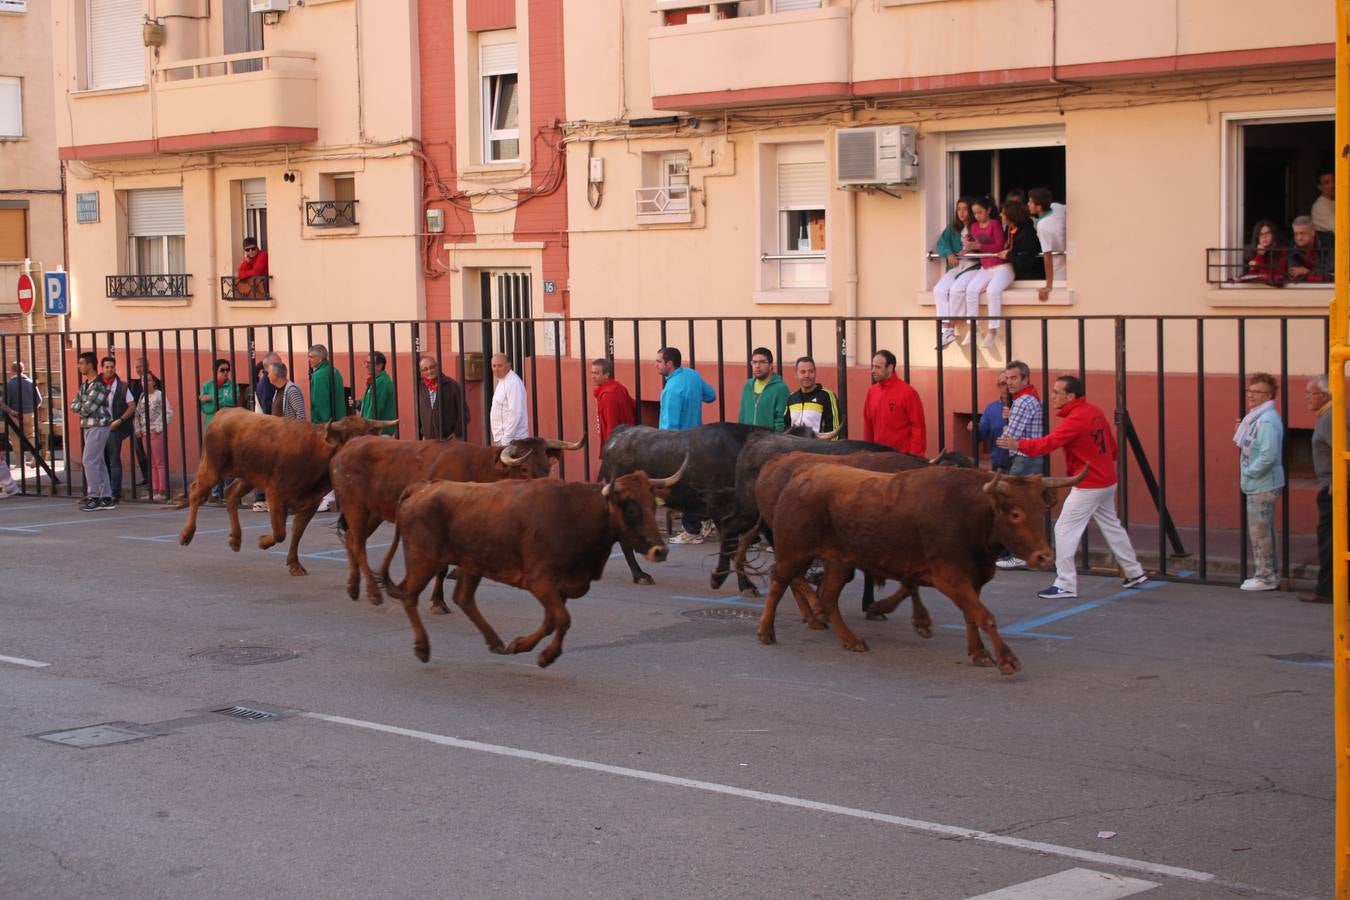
[52,0,424,332]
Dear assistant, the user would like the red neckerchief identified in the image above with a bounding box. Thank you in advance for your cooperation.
[101,374,116,386]
[422,377,438,390]
[215,375,228,386]
[366,375,374,389]
[1013,384,1039,401]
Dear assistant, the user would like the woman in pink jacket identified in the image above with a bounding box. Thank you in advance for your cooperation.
[960,198,1012,349]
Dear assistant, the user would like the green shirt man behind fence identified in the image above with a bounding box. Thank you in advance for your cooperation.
[360,351,397,435]
[308,344,346,425]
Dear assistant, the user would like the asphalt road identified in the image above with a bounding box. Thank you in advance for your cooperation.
[0,495,1335,899]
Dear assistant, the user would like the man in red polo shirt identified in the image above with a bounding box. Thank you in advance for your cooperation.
[998,374,1147,599]
[862,349,925,455]
[236,236,269,297]
[591,357,636,453]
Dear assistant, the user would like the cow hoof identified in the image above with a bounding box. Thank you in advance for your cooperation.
[864,611,887,621]
[429,601,450,615]
[414,645,430,663]
[488,642,507,655]
[229,538,241,553]
[971,651,996,668]
[710,571,729,590]
[842,638,869,653]
[537,650,560,668]
[998,653,1022,675]
[806,618,829,630]
[178,530,194,546]
[914,623,934,639]
[346,582,359,601]
[288,562,308,577]
[258,535,277,550]
[757,631,777,646]
[634,574,655,586]
[366,592,383,607]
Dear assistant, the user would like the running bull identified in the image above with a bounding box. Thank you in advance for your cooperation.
[385,460,686,667]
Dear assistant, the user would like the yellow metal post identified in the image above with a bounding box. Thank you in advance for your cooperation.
[1335,2,1350,896]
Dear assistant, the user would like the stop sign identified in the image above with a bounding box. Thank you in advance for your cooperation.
[16,273,34,315]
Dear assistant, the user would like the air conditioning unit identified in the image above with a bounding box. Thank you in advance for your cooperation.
[250,0,289,12]
[835,125,918,189]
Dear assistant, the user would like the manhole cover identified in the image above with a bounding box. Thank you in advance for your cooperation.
[1268,652,1332,664]
[33,722,158,749]
[680,607,760,622]
[191,646,298,666]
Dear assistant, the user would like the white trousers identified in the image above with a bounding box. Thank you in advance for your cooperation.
[1053,484,1144,592]
[962,263,1015,325]
[933,266,981,323]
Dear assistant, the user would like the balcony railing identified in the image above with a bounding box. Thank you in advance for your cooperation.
[655,0,825,25]
[1206,247,1335,286]
[221,276,272,301]
[106,274,191,299]
[635,186,692,224]
[305,200,359,228]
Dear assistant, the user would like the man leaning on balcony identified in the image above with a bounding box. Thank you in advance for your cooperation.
[236,237,269,298]
[1287,217,1332,284]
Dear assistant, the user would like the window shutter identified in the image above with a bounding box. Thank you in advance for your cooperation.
[480,33,518,76]
[0,77,19,138]
[88,0,146,90]
[242,178,267,210]
[777,162,825,209]
[943,125,1066,152]
[127,188,185,236]
[772,0,822,11]
[0,207,27,259]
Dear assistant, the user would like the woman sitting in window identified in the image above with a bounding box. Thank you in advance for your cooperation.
[933,197,980,348]
[999,199,1045,282]
[1237,219,1287,286]
[959,197,1010,349]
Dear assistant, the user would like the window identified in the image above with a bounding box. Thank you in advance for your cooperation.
[764,141,826,290]
[479,31,519,164]
[636,151,692,223]
[944,125,1067,284]
[1228,115,1333,244]
[126,188,185,274]
[0,206,27,260]
[308,173,358,227]
[0,77,20,138]
[242,177,268,248]
[86,0,145,91]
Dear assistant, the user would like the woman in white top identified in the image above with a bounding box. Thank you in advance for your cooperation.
[133,371,174,501]
[932,198,980,348]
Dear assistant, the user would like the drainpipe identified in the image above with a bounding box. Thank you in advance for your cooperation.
[206,153,218,328]
[841,110,859,364]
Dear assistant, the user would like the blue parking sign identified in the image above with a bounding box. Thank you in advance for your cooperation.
[44,272,68,316]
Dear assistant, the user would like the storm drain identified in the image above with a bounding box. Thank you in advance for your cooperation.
[211,705,279,721]
[1268,652,1332,664]
[680,607,761,622]
[191,646,298,666]
[33,722,159,749]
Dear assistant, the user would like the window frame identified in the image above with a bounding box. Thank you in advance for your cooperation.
[762,140,828,294]
[124,188,186,276]
[0,204,29,261]
[478,31,520,165]
[1220,107,1334,251]
[0,76,21,138]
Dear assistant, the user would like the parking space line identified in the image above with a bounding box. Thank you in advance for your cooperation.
[965,867,1158,899]
[303,710,1215,884]
[0,653,51,668]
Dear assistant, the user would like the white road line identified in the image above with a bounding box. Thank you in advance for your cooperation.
[0,509,183,532]
[0,653,51,668]
[303,712,1214,885]
[966,867,1158,900]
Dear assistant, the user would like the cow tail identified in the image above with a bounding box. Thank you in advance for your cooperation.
[732,520,763,577]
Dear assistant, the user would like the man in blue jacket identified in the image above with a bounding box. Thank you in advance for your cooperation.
[657,346,716,543]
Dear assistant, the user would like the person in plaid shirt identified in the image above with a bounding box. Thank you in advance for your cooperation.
[995,360,1046,570]
[69,352,115,511]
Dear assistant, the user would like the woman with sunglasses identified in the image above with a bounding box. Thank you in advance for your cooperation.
[198,358,238,503]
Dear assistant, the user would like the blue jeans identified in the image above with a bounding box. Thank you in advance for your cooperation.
[1008,454,1042,476]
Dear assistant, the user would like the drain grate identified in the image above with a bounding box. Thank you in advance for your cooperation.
[191,646,298,666]
[680,606,761,622]
[33,722,158,749]
[212,705,279,721]
[1268,652,1332,664]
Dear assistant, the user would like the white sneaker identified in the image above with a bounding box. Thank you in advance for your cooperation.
[996,555,1027,570]
[700,520,718,540]
[960,330,972,348]
[317,498,333,513]
[938,329,956,349]
[982,330,999,349]
[0,482,19,497]
[251,501,269,512]
[1239,577,1278,592]
[668,531,703,545]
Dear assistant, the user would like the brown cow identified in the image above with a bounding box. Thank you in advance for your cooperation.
[758,465,1084,675]
[178,408,395,575]
[329,435,582,608]
[384,461,685,667]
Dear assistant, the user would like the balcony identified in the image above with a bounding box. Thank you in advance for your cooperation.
[649,3,850,110]
[221,275,272,301]
[305,200,359,229]
[635,186,692,225]
[153,51,319,153]
[106,274,191,299]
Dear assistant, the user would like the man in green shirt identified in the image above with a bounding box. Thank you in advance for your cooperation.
[736,346,789,431]
[360,351,397,436]
[309,343,345,511]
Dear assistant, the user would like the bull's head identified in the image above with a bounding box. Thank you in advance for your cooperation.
[498,436,585,478]
[980,468,1086,569]
[325,416,398,447]
[600,455,687,563]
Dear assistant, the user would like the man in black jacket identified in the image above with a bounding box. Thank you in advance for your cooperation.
[416,356,467,440]
[99,356,136,500]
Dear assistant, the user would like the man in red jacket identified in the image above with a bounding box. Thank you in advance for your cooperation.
[997,374,1147,599]
[236,237,269,298]
[591,357,636,453]
[863,349,926,455]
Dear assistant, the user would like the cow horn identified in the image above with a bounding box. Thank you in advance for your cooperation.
[928,448,949,465]
[499,444,535,467]
[815,425,841,440]
[1041,467,1089,490]
[600,477,615,498]
[648,455,689,488]
[982,471,1005,495]
[368,418,398,428]
[544,436,586,451]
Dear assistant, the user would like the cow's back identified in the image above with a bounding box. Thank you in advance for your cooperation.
[331,436,452,521]
[206,409,331,491]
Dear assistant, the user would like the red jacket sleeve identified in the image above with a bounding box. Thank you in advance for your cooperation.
[1015,413,1083,458]
[903,387,926,455]
[863,391,875,442]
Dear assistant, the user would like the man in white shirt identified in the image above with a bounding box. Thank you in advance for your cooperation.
[1027,188,1066,302]
[489,352,530,445]
[1312,171,1335,235]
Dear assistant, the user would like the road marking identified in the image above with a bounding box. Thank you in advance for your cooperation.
[0,509,183,532]
[671,594,764,610]
[943,575,1190,641]
[0,653,51,668]
[303,711,1215,885]
[965,867,1158,899]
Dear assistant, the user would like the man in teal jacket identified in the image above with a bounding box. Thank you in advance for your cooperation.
[737,347,789,431]
[359,351,397,436]
[309,343,346,512]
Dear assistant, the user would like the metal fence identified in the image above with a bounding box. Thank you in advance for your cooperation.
[0,313,1330,588]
